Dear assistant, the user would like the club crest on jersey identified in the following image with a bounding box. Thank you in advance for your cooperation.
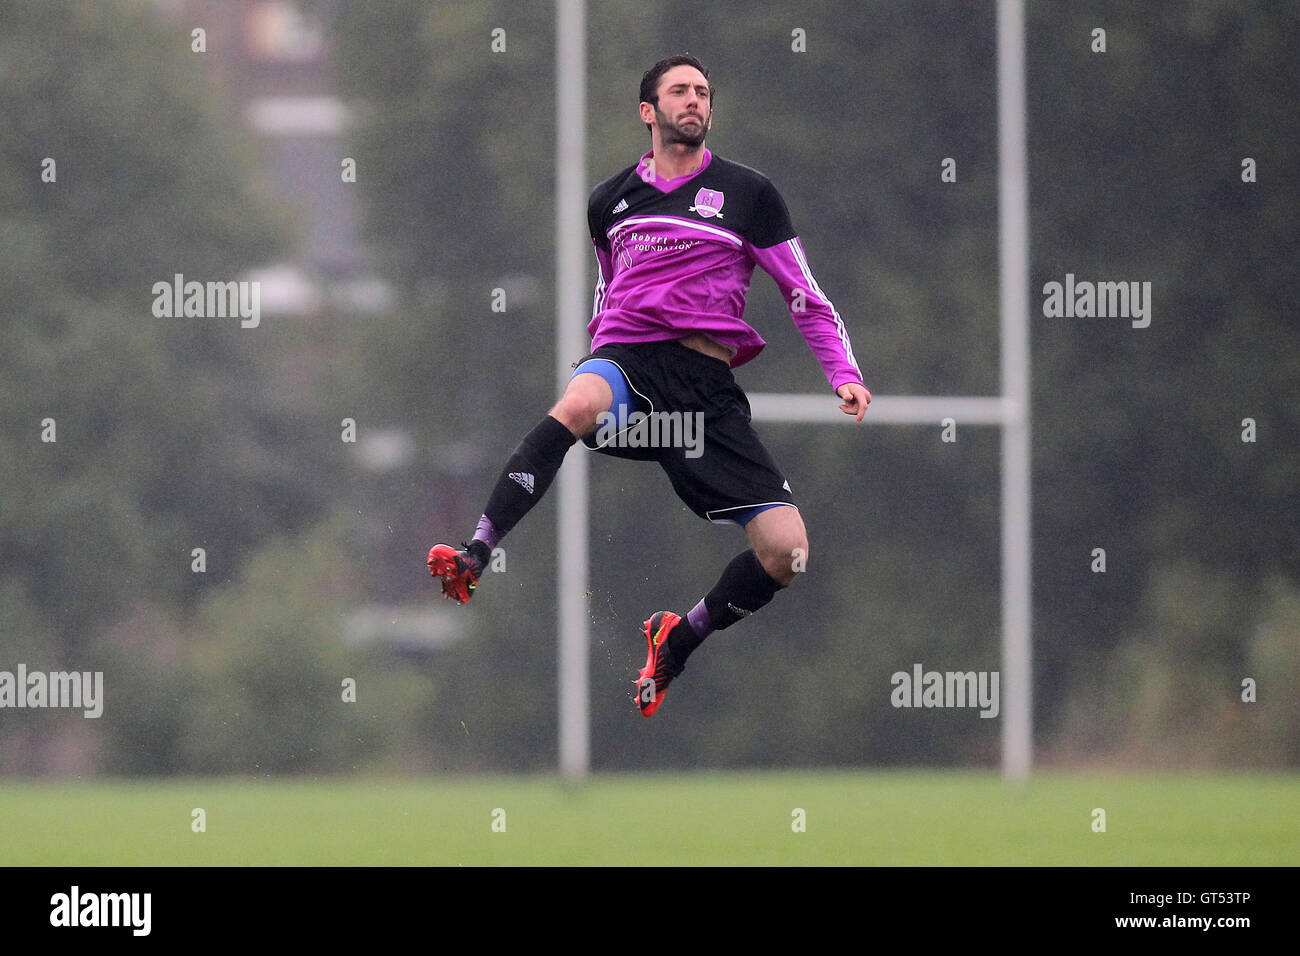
[689,187,725,219]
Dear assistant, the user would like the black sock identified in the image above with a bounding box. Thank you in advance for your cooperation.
[465,539,492,569]
[669,550,785,663]
[702,549,785,632]
[667,615,705,662]
[482,415,576,535]
[670,548,780,660]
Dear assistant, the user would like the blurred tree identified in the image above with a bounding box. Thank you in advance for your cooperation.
[0,0,338,771]
[176,516,430,775]
[1027,1,1300,759]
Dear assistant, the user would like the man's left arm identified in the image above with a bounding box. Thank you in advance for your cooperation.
[748,234,871,421]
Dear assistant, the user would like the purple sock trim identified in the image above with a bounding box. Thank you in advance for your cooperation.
[473,515,504,550]
[687,599,714,640]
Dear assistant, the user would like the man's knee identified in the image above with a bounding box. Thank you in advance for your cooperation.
[550,373,613,438]
[752,514,809,586]
[762,538,808,585]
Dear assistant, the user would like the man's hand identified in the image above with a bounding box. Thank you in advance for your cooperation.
[836,382,872,422]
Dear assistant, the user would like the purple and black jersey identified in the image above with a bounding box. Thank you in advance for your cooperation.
[587,149,863,393]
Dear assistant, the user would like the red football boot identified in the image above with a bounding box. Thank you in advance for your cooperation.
[636,611,687,717]
[427,543,484,604]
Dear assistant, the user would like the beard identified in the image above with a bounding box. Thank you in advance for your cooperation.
[655,105,709,148]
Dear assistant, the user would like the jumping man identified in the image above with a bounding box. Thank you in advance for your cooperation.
[429,54,870,716]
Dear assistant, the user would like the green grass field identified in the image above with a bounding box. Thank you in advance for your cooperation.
[2,771,1296,866]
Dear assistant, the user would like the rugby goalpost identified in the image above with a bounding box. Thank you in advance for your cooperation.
[554,0,1031,781]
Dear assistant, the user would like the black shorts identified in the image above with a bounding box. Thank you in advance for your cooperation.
[572,340,796,524]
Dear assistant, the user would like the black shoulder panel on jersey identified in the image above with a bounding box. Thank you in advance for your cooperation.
[746,176,798,249]
[688,155,799,248]
[587,153,799,250]
[588,164,639,250]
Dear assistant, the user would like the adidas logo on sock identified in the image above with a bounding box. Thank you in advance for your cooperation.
[509,472,535,494]
[612,197,629,214]
[727,602,753,619]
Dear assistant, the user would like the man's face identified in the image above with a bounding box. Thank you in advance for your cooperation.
[644,65,712,147]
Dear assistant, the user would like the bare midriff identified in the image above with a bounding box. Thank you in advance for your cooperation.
[677,333,737,364]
